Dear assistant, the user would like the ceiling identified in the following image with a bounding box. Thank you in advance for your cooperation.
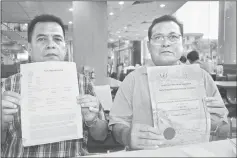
[1,1,186,49]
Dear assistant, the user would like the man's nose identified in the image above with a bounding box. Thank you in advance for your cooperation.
[46,39,56,49]
[161,37,171,47]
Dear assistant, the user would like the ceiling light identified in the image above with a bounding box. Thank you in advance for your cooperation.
[24,23,28,26]
[69,21,72,24]
[118,36,121,38]
[119,1,124,5]
[124,26,127,29]
[109,12,114,16]
[69,8,73,11]
[160,4,165,8]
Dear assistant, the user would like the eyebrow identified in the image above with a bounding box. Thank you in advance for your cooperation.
[36,34,47,38]
[36,34,63,39]
[169,32,180,35]
[53,35,63,39]
[152,32,180,36]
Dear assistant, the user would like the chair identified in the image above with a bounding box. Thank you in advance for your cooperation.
[228,117,237,138]
[210,73,216,81]
[226,89,237,105]
[225,88,237,138]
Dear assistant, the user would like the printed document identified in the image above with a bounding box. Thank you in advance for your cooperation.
[147,65,210,147]
[20,62,83,146]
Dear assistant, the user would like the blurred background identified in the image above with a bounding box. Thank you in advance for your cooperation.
[1,1,236,83]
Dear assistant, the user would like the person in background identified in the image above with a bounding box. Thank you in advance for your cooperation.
[1,56,4,65]
[179,55,188,64]
[117,64,127,81]
[1,14,108,157]
[187,50,211,73]
[116,64,123,80]
[109,15,229,150]
[110,72,117,79]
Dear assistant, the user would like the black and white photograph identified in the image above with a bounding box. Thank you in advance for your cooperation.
[1,1,236,157]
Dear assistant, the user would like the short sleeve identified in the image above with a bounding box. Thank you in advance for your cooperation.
[109,73,134,128]
[203,70,229,124]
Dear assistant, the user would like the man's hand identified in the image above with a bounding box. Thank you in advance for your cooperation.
[204,97,228,134]
[129,123,164,150]
[1,91,20,131]
[77,95,100,123]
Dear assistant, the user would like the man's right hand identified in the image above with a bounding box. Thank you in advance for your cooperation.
[1,91,20,131]
[129,123,164,150]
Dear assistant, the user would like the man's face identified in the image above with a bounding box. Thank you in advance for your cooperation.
[147,21,184,66]
[28,22,66,62]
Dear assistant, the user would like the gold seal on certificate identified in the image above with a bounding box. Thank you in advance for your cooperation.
[164,127,176,140]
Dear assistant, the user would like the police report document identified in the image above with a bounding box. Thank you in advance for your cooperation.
[147,64,210,147]
[20,62,83,147]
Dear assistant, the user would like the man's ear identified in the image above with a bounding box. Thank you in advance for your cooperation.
[147,40,151,54]
[28,43,32,56]
[65,42,68,55]
[63,43,69,61]
[182,36,185,47]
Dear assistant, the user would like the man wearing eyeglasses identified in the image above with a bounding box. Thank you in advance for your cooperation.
[109,15,229,150]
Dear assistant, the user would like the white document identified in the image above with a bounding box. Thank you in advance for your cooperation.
[94,85,113,111]
[20,62,83,146]
[147,65,210,147]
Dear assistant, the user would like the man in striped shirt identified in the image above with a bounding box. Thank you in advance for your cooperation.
[1,14,108,157]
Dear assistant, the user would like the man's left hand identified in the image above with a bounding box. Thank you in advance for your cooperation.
[77,95,100,123]
[204,97,229,134]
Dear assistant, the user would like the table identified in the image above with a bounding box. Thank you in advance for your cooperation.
[216,75,227,81]
[215,81,237,89]
[85,139,236,157]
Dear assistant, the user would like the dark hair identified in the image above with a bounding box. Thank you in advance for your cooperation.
[180,55,187,63]
[148,15,183,41]
[187,50,200,63]
[27,14,65,43]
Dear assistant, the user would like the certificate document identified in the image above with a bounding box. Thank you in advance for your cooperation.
[147,64,210,147]
[20,62,83,147]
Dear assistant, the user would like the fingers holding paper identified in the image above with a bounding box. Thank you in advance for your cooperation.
[2,91,20,130]
[204,96,229,132]
[77,95,100,122]
[130,123,164,150]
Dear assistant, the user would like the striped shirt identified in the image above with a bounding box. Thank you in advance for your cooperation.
[1,73,105,157]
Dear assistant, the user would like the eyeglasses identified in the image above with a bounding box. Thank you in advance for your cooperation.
[150,34,182,45]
